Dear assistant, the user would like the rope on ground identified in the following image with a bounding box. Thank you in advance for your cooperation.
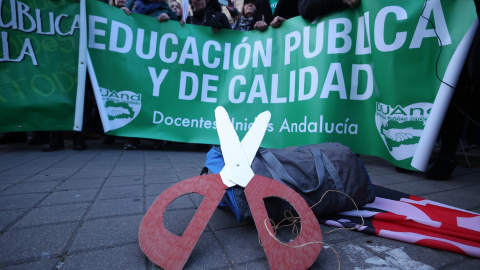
[260,189,367,270]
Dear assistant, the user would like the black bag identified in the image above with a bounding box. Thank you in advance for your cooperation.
[203,142,375,222]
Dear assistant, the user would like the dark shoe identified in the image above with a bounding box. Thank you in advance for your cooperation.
[124,139,139,150]
[425,157,457,180]
[41,141,65,152]
[72,132,87,150]
[0,132,28,144]
[28,131,50,145]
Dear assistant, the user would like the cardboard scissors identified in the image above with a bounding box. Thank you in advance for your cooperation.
[139,106,322,270]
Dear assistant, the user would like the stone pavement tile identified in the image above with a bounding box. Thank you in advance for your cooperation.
[163,209,205,235]
[171,160,204,169]
[1,167,49,177]
[146,194,196,210]
[62,244,146,270]
[189,192,205,208]
[143,155,171,165]
[0,175,30,184]
[40,167,81,175]
[145,167,179,175]
[215,226,266,264]
[148,232,231,270]
[315,235,466,270]
[70,169,111,179]
[387,179,479,197]
[0,194,46,210]
[231,259,269,270]
[183,231,232,270]
[369,171,424,187]
[0,184,12,192]
[441,256,480,269]
[0,209,28,231]
[81,163,117,171]
[145,183,174,197]
[320,224,365,244]
[39,189,98,206]
[104,176,143,187]
[52,160,88,169]
[423,188,480,211]
[68,215,142,253]
[144,174,180,184]
[109,169,146,177]
[12,203,90,228]
[1,259,59,270]
[1,181,61,195]
[175,169,203,179]
[116,156,144,166]
[55,178,104,191]
[98,185,143,200]
[207,208,252,231]
[0,222,77,266]
[362,163,396,177]
[144,161,173,169]
[23,172,73,183]
[470,205,480,213]
[86,197,143,219]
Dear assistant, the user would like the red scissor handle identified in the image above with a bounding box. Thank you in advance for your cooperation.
[246,175,322,269]
[139,174,322,270]
[138,174,227,270]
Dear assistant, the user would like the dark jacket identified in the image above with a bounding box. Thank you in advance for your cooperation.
[298,0,350,21]
[188,0,231,30]
[133,0,178,21]
[255,0,299,25]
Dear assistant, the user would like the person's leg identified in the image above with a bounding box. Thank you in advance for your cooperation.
[124,138,140,150]
[42,131,65,151]
[73,131,87,150]
[426,21,479,179]
[28,131,50,145]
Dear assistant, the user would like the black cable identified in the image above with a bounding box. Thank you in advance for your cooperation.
[420,1,455,89]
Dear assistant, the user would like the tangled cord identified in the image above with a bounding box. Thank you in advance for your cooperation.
[260,190,367,270]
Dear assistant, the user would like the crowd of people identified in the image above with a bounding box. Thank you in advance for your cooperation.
[1,0,479,181]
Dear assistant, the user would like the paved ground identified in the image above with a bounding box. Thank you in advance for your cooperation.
[0,137,479,270]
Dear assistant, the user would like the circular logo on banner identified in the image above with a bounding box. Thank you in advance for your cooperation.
[375,102,432,160]
[100,88,142,130]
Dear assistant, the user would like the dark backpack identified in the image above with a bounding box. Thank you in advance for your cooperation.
[202,142,375,222]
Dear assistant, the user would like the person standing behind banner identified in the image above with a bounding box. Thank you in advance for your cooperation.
[254,0,299,28]
[133,0,178,22]
[110,0,132,14]
[297,0,360,21]
[170,1,186,26]
[425,0,480,180]
[231,0,267,32]
[187,0,231,32]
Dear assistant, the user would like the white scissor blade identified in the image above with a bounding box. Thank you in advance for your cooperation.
[215,106,254,187]
[241,111,271,166]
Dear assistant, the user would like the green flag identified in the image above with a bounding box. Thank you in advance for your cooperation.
[86,0,476,170]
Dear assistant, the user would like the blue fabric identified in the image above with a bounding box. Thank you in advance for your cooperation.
[204,146,243,222]
[205,146,225,174]
[223,188,242,222]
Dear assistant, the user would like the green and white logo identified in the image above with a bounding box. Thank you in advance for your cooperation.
[375,102,431,161]
[100,87,142,130]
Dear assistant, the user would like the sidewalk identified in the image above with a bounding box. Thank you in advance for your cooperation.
[0,138,479,270]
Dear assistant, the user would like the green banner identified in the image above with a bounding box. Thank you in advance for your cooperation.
[0,0,81,132]
[87,0,477,170]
